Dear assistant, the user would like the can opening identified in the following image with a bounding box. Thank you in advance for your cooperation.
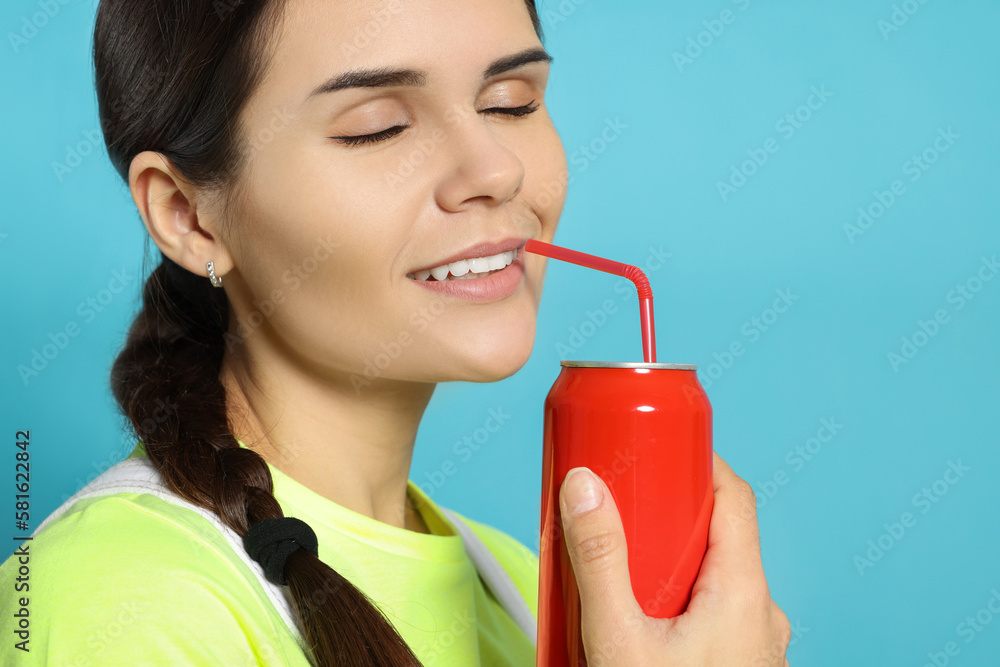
[561,360,697,370]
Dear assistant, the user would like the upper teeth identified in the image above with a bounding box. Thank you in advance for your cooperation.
[411,249,517,281]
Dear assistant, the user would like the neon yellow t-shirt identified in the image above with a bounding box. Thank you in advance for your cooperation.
[0,441,539,666]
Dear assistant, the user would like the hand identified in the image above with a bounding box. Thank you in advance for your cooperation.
[558,452,791,666]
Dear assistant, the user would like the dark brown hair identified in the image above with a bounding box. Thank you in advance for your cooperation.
[97,0,542,665]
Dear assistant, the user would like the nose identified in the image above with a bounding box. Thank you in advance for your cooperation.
[434,114,525,212]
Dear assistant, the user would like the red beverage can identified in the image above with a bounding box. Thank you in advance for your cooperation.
[537,360,714,667]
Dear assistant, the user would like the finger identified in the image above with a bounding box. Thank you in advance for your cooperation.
[711,453,763,560]
[694,453,766,591]
[559,467,642,641]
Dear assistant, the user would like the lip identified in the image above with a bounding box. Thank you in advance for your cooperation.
[408,250,527,303]
[409,237,527,275]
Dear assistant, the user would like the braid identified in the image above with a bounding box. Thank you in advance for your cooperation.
[111,256,422,665]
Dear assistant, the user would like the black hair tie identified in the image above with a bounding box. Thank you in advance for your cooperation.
[243,517,319,586]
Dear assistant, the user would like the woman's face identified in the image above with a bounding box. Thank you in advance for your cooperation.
[219,0,566,389]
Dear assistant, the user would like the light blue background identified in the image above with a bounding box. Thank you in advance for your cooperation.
[3,1,999,664]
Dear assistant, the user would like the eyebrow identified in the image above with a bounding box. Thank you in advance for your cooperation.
[306,47,553,99]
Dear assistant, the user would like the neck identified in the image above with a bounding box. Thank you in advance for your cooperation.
[219,349,437,534]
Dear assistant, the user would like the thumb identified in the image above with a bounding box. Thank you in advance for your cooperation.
[559,467,642,640]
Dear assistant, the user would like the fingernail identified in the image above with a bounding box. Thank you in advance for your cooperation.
[564,467,603,515]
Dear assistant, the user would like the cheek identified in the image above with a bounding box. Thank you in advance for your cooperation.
[246,154,414,305]
[233,166,417,363]
[520,124,568,224]
[253,130,416,245]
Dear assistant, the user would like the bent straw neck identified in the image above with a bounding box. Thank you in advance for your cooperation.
[524,239,656,363]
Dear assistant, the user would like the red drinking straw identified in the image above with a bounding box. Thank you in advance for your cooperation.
[524,239,657,363]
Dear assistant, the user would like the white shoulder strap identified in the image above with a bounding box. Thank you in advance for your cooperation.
[38,457,536,650]
[35,457,307,654]
[439,507,538,646]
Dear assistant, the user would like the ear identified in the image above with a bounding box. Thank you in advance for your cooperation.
[128,151,234,281]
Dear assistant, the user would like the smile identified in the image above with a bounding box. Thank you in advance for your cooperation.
[407,248,519,281]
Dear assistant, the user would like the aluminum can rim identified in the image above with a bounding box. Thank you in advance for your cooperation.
[560,360,698,370]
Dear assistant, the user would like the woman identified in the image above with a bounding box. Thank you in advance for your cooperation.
[1,0,790,664]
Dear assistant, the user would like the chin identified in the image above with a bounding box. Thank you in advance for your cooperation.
[447,320,537,383]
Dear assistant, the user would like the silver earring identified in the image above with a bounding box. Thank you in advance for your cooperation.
[207,261,223,288]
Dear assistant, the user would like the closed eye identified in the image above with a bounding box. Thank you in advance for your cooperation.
[483,99,540,117]
[332,125,407,146]
[331,100,541,146]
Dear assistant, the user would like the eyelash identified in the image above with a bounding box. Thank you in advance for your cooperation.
[332,100,541,147]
